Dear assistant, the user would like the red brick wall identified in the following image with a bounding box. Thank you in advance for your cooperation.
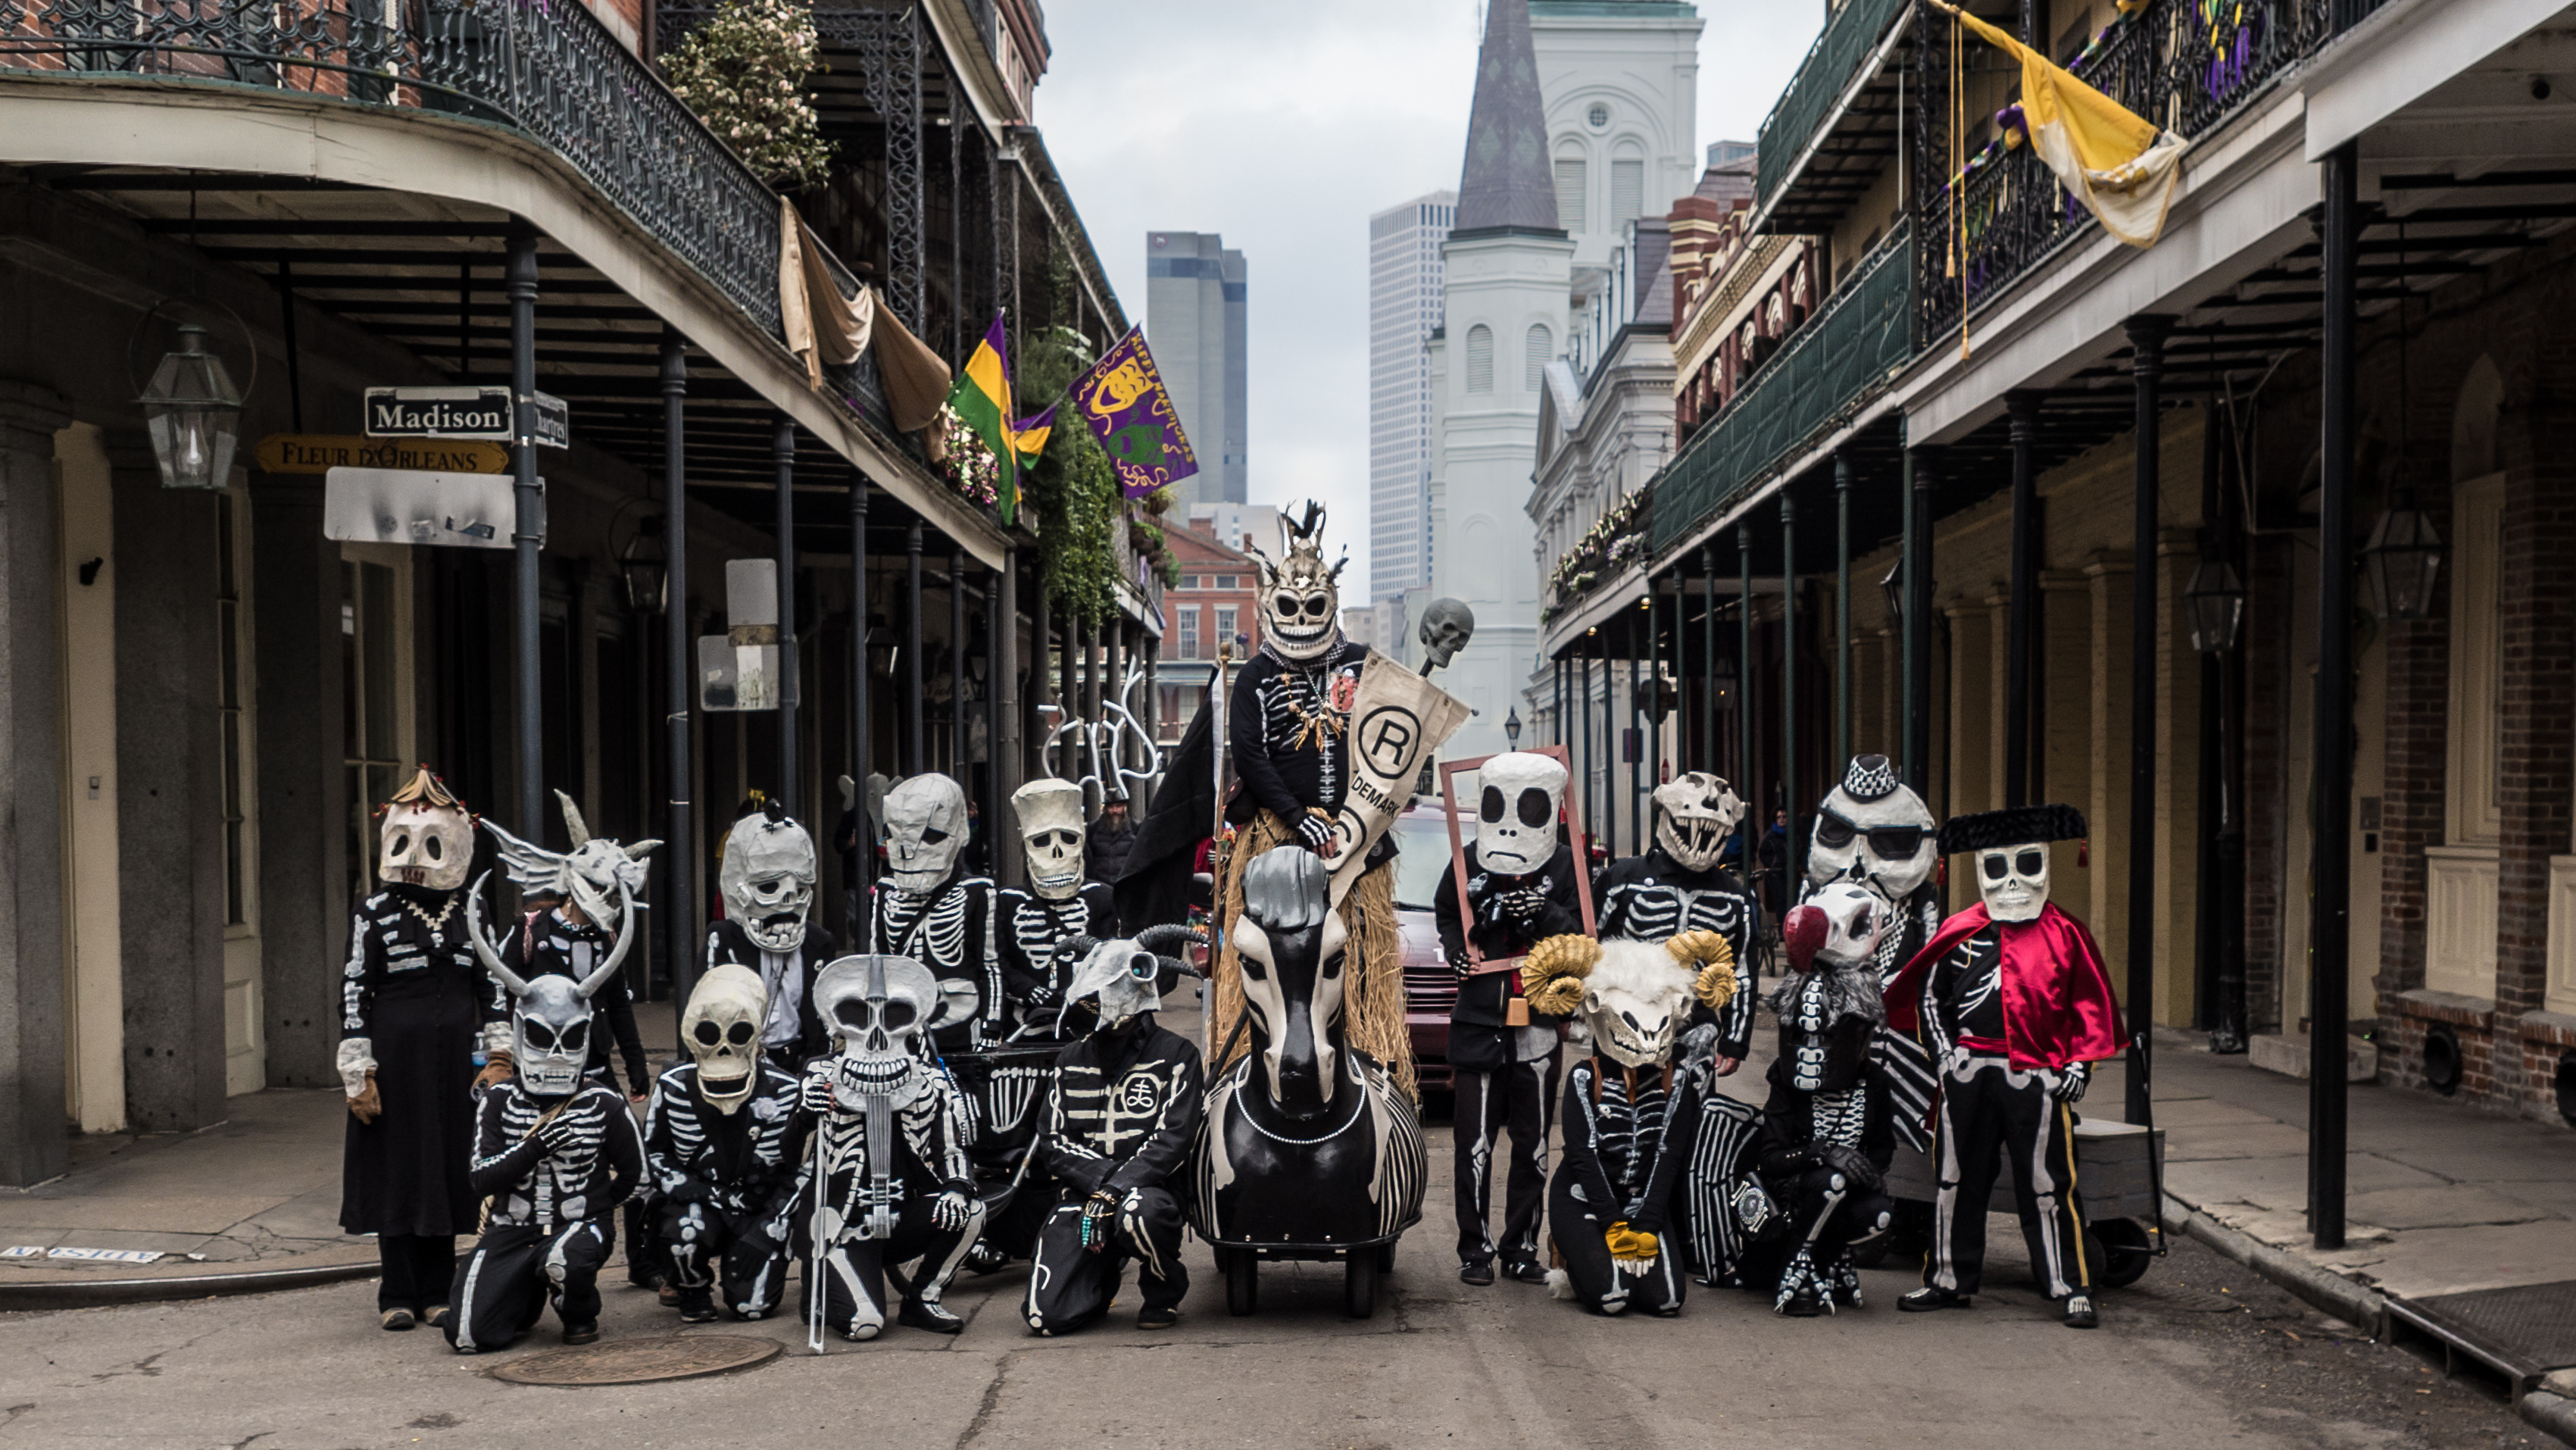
[2493,396,2576,1099]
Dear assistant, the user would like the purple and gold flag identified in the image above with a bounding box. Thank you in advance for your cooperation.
[1072,326,1197,499]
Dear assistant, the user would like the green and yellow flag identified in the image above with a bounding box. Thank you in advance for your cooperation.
[946,315,1024,525]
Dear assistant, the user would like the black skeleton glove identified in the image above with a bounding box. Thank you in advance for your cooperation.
[1292,814,1338,856]
[2050,1061,2090,1105]
[1822,1143,1884,1195]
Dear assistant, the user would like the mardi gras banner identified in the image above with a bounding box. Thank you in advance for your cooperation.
[1073,326,1198,499]
[1325,652,1470,910]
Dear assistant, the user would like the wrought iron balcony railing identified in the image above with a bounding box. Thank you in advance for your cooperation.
[1647,221,1913,555]
[0,0,801,341]
[1754,0,1910,208]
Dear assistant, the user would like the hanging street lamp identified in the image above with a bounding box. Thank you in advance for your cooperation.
[1503,707,1522,746]
[2362,494,2445,622]
[137,323,243,491]
[620,513,670,614]
[2184,558,2247,655]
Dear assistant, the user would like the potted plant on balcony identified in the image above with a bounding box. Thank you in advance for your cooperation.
[660,0,835,189]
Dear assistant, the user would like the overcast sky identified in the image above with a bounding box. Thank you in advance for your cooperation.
[1037,1,1819,589]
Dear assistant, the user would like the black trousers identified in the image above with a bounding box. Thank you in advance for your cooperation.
[1928,1058,2089,1299]
[1022,1184,1188,1335]
[664,1200,792,1318]
[981,1170,1057,1261]
[1547,1170,1685,1317]
[624,1193,667,1289]
[443,1217,615,1353]
[1453,1054,1555,1267]
[804,1193,985,1340]
[377,1233,454,1314]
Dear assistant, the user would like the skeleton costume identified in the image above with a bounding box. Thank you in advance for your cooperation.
[994,780,1116,1023]
[1023,929,1207,1334]
[646,966,812,1322]
[1431,753,1578,1283]
[1888,805,2126,1329]
[706,805,836,1071]
[1803,755,1946,1150]
[1597,772,1759,1062]
[800,955,987,1340]
[1742,886,1897,1317]
[338,768,484,1328]
[1523,932,1738,1317]
[446,877,650,1352]
[867,774,1003,1056]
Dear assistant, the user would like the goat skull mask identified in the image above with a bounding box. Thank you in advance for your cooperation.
[1653,771,1744,873]
[720,808,817,952]
[880,774,967,892]
[1579,940,1697,1070]
[1251,503,1344,664]
[1010,779,1086,902]
[1476,752,1566,875]
[1807,754,1937,903]
[378,766,474,892]
[682,964,767,1113]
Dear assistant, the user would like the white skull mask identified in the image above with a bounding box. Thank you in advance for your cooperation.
[378,767,473,891]
[1011,780,1086,902]
[1577,940,1697,1070]
[1653,771,1744,873]
[682,964,767,1114]
[481,790,660,935]
[464,842,638,1097]
[811,954,975,1107]
[880,774,967,893]
[1251,502,1344,664]
[720,809,817,952]
[1475,752,1566,875]
[1979,842,2052,923]
[1807,755,1937,902]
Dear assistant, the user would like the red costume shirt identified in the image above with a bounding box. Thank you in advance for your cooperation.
[1885,902,2126,1071]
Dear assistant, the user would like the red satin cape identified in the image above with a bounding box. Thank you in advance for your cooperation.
[1885,902,2127,1070]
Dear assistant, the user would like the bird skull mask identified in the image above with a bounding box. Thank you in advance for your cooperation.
[812,955,973,1108]
[1653,771,1744,873]
[720,808,817,952]
[482,790,660,936]
[378,767,473,892]
[1476,752,1566,875]
[1979,842,2051,923]
[1011,779,1086,902]
[1251,502,1344,664]
[1795,883,1888,973]
[682,964,766,1114]
[880,774,967,893]
[1578,941,1696,1070]
[1807,755,1937,903]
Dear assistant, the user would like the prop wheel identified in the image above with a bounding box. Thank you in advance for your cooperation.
[1344,1252,1379,1319]
[1375,1242,1397,1273]
[1223,1248,1258,1317]
[2090,1217,2156,1289]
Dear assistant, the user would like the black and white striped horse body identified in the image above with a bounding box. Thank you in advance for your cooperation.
[1194,1045,1424,1249]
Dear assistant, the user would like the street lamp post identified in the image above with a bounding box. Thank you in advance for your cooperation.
[137,323,242,492]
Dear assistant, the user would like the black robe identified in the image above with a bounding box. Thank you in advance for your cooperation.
[339,885,485,1237]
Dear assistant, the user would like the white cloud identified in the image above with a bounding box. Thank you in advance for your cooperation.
[1036,1,1816,591]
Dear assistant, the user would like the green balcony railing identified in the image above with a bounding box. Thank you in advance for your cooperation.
[1754,0,1909,208]
[1648,221,1913,555]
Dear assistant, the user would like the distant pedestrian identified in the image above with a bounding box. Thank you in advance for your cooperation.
[1086,798,1137,881]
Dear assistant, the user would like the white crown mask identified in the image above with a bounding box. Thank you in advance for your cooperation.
[1011,779,1087,902]
[1249,502,1344,664]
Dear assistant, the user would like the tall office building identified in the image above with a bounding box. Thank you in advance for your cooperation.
[1367,191,1454,606]
[1144,231,1247,505]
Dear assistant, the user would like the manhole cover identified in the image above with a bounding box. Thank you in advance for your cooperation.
[489,1335,780,1386]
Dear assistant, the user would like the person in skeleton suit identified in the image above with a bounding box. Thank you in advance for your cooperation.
[1213,502,1416,1099]
[1803,754,1947,1158]
[1522,931,1737,1317]
[339,768,486,1332]
[645,965,810,1323]
[706,803,835,1073]
[1888,805,2126,1329]
[446,877,650,1352]
[867,774,1002,1057]
[479,791,661,1102]
[1596,772,1759,1069]
[1431,752,1580,1287]
[1742,886,1898,1317]
[994,780,1116,1025]
[1023,928,1206,1334]
[800,954,987,1339]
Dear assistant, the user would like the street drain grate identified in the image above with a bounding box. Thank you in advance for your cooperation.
[489,1334,781,1386]
[2388,1280,2576,1392]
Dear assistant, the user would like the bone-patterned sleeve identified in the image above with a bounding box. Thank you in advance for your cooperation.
[932,1068,976,1195]
[468,1089,546,1197]
[601,1095,647,1211]
[1631,1077,1703,1236]
[341,895,383,1041]
[642,1070,705,1204]
[1034,1049,1113,1194]
[1560,1061,1623,1219]
[1104,1052,1205,1195]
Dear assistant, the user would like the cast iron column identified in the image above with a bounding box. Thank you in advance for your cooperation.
[1702,542,1719,773]
[1781,491,1800,882]
[775,414,800,816]
[1835,452,1853,767]
[1903,443,1939,794]
[2006,390,2041,808]
[2310,144,2359,1248]
[991,558,1014,886]
[660,330,695,1014]
[1738,523,1756,873]
[905,519,925,777]
[951,548,968,777]
[849,478,871,895]
[507,224,543,837]
[2126,316,2173,1131]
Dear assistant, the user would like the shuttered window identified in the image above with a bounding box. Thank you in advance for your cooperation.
[1612,158,1644,225]
[1466,324,1494,392]
[1553,158,1586,233]
[1525,324,1552,392]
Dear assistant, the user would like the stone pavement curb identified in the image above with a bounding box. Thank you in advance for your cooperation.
[2523,1390,2576,1447]
[0,1255,378,1311]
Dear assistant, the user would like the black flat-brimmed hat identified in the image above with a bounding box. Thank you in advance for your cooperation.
[1940,804,2087,854]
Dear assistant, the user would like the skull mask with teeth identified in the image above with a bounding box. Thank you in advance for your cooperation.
[1653,771,1744,873]
[465,873,637,1098]
[682,964,767,1113]
[811,955,976,1107]
[379,767,474,891]
[720,805,817,952]
[1475,752,1566,875]
[1935,803,2087,925]
[1248,502,1344,664]
[1010,779,1087,902]
[483,790,660,936]
[879,774,967,894]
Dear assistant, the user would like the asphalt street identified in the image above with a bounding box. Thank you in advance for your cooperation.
[0,1113,2544,1450]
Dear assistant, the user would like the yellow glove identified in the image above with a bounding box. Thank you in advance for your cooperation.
[1603,1220,1660,1261]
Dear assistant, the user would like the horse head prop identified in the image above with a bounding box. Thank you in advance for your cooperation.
[1229,849,1350,1119]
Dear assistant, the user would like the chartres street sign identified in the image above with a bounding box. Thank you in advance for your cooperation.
[364,386,569,449]
[256,434,510,476]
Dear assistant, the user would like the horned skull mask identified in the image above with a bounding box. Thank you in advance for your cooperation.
[720,806,817,952]
[811,955,976,1108]
[1807,754,1937,903]
[1475,752,1566,875]
[1653,771,1744,873]
[682,964,767,1114]
[1058,925,1204,1036]
[1251,502,1344,664]
[1010,779,1086,902]
[1522,933,1737,1071]
[465,874,637,1098]
[378,767,474,892]
[880,774,967,894]
[484,790,660,936]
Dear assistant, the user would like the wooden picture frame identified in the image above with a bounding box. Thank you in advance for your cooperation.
[1438,744,1598,989]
